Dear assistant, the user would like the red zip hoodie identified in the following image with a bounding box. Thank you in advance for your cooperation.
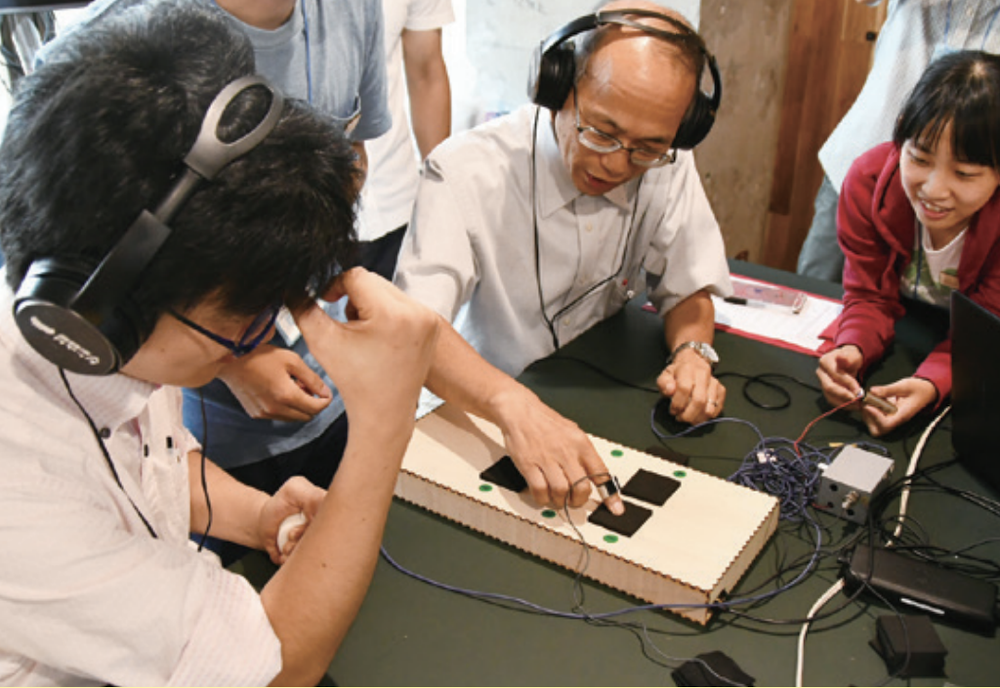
[835,141,1000,402]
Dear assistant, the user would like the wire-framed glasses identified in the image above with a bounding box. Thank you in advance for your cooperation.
[573,89,677,167]
[170,300,281,357]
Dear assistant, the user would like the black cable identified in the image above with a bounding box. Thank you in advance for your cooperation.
[530,105,644,351]
[535,359,831,413]
[194,389,213,551]
[59,368,158,539]
[715,370,823,411]
[862,460,1000,578]
[539,353,662,393]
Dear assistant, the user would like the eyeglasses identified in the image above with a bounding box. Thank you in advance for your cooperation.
[170,300,281,357]
[573,90,677,168]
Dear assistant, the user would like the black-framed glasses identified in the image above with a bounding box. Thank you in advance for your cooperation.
[170,300,281,357]
[573,89,677,167]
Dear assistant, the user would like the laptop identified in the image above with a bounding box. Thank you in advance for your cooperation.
[950,291,1000,493]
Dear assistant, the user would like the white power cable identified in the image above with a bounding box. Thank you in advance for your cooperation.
[793,404,952,687]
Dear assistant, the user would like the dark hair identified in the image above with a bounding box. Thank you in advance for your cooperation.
[0,0,360,331]
[573,6,706,86]
[893,50,1000,171]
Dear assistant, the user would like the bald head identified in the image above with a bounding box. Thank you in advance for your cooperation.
[576,1,705,85]
[599,0,689,22]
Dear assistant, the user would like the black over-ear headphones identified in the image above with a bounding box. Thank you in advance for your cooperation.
[527,8,722,150]
[13,75,284,375]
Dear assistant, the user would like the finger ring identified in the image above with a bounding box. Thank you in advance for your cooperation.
[708,399,717,407]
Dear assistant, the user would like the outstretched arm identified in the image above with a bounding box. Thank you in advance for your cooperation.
[425,319,624,515]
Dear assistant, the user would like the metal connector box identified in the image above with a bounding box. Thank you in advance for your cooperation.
[814,445,894,524]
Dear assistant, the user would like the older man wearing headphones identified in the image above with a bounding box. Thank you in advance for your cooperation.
[398,1,732,514]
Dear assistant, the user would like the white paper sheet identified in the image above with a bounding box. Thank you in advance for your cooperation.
[712,276,843,354]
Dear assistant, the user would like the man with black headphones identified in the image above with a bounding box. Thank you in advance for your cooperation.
[58,0,394,564]
[0,1,438,684]
[396,1,732,512]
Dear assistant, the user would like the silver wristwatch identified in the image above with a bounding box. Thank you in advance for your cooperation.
[668,341,719,369]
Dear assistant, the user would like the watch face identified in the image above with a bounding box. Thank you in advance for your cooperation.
[671,341,718,367]
[696,343,719,363]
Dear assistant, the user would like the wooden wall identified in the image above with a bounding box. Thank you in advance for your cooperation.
[695,0,793,264]
[760,0,885,271]
[695,0,884,270]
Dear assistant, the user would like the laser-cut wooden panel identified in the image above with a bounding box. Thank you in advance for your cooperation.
[395,403,780,624]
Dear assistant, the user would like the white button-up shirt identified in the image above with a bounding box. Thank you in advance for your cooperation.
[0,283,281,686]
[395,104,731,378]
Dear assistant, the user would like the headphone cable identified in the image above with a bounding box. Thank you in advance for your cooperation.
[194,389,213,551]
[59,367,158,539]
[530,106,643,350]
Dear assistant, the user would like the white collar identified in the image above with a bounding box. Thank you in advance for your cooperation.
[0,278,159,434]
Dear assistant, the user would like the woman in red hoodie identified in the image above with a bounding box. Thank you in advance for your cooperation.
[818,50,1000,436]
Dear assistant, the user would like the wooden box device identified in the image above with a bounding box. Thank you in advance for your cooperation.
[395,404,780,625]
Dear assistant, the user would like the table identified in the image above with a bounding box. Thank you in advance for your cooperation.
[236,262,999,686]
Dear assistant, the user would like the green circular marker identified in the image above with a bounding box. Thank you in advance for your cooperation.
[673,470,687,478]
[603,534,619,544]
[542,509,557,518]
[479,484,493,492]
[611,449,624,457]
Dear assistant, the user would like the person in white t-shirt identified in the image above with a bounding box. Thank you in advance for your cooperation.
[358,0,454,279]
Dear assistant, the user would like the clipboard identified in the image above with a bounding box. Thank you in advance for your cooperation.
[713,275,842,357]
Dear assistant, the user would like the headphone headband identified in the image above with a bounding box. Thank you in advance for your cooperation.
[528,8,721,150]
[14,74,284,375]
[539,9,707,58]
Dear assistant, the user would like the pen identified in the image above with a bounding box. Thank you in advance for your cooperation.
[724,295,790,311]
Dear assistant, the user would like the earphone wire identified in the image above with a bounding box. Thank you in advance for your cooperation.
[195,389,213,551]
[58,367,158,539]
[530,107,555,347]
[531,106,643,350]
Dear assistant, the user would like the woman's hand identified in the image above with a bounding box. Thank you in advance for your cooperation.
[817,345,865,407]
[861,377,938,436]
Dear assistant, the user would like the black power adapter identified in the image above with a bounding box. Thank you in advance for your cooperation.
[842,545,998,636]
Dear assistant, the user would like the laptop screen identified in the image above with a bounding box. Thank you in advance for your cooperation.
[950,291,1000,494]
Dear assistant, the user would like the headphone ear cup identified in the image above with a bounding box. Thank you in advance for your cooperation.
[529,41,577,111]
[673,55,722,150]
[14,256,91,315]
[673,91,714,150]
[14,257,139,375]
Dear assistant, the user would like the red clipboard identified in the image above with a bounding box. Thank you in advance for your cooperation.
[645,274,843,357]
[718,274,842,357]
